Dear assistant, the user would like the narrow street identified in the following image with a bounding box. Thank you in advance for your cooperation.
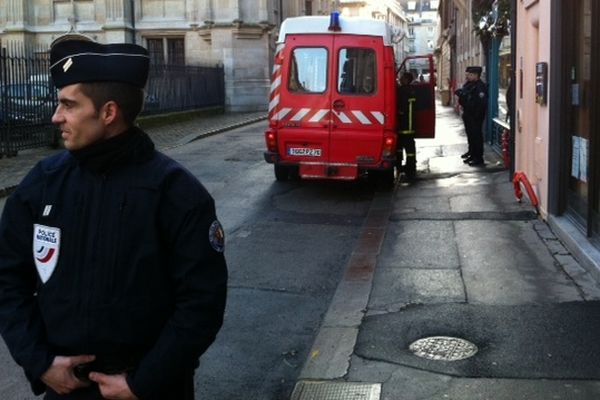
[2,104,600,400]
[0,119,381,399]
[168,121,378,399]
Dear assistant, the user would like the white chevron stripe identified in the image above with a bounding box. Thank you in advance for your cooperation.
[352,110,371,125]
[309,109,329,122]
[277,108,292,120]
[268,94,280,113]
[335,111,352,124]
[291,108,311,121]
[371,111,385,124]
[270,75,282,92]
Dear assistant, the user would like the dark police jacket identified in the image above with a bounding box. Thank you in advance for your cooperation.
[0,128,228,399]
[455,79,487,119]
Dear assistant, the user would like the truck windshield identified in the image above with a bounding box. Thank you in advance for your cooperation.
[338,48,376,95]
[288,47,327,93]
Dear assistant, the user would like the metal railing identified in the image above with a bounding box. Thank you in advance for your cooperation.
[143,64,225,115]
[0,42,226,157]
[0,44,59,157]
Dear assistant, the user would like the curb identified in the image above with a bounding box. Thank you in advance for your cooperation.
[295,190,394,383]
[171,115,267,148]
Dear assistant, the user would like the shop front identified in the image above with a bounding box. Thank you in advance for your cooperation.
[549,0,600,274]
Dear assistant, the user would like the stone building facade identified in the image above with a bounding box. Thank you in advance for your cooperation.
[339,0,409,63]
[0,0,408,111]
[436,0,485,98]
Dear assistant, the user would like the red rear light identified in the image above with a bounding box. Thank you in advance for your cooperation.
[382,135,396,157]
[265,129,278,152]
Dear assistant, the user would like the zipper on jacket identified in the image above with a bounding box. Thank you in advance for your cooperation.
[83,173,108,351]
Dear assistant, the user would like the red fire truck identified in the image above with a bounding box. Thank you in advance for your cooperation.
[264,12,435,185]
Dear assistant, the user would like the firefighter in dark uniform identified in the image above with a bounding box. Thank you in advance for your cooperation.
[0,35,227,399]
[455,66,487,166]
[396,72,417,180]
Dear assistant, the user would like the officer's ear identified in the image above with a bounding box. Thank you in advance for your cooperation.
[100,100,120,126]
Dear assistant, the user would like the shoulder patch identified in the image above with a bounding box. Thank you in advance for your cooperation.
[209,220,225,253]
[479,92,485,98]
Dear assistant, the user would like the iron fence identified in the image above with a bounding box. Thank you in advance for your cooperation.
[0,41,225,157]
[0,43,59,157]
[143,64,225,115]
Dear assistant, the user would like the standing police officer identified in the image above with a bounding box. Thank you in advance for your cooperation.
[455,66,487,166]
[396,72,418,180]
[0,35,227,399]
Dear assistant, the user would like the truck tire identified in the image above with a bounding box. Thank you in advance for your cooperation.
[274,164,289,181]
[368,169,394,191]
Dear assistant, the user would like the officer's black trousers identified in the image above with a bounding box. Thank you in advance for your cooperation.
[462,115,485,161]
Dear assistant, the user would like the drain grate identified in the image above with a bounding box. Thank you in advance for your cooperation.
[409,336,478,361]
[291,380,381,400]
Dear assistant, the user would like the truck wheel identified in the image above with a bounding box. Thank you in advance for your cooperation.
[368,170,394,191]
[379,169,395,190]
[274,164,289,181]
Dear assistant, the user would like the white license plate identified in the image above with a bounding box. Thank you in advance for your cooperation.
[288,147,322,157]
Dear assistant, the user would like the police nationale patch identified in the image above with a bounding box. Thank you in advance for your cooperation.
[33,224,61,283]
[209,220,225,253]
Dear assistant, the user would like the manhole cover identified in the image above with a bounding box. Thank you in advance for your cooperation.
[409,336,478,361]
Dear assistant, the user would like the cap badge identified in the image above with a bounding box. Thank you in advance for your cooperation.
[63,58,73,72]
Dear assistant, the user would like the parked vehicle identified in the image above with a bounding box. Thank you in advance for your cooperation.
[0,82,56,125]
[264,12,436,185]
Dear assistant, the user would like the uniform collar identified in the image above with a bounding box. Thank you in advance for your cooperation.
[70,126,155,174]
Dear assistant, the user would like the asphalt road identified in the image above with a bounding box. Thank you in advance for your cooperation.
[168,121,376,399]
[0,120,379,399]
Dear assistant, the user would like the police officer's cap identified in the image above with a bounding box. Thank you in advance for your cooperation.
[466,66,482,75]
[50,34,150,89]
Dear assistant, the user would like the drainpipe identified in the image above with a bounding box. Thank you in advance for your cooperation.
[279,0,283,23]
[509,0,516,178]
[130,0,136,44]
[485,1,500,146]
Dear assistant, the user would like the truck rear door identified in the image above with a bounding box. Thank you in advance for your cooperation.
[276,35,332,177]
[398,55,437,139]
[329,35,386,169]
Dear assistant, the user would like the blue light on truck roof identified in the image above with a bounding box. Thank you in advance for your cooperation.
[328,12,341,32]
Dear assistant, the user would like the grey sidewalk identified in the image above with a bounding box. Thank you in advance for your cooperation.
[0,110,266,198]
[293,102,600,400]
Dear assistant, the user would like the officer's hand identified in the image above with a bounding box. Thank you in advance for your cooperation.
[41,355,95,394]
[88,372,139,400]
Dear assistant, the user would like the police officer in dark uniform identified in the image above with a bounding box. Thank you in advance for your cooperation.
[0,35,227,399]
[396,72,417,179]
[455,66,487,166]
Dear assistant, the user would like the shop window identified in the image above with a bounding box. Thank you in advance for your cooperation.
[561,0,600,240]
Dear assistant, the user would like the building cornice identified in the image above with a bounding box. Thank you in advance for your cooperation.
[196,21,270,43]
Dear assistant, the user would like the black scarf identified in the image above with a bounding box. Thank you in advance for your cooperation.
[70,126,155,175]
